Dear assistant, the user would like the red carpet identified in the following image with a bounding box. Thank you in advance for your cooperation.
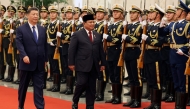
[0,86,189,109]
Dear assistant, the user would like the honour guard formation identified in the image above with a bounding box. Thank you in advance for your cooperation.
[2,0,190,109]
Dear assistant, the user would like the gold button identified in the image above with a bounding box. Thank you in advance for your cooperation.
[116,48,118,49]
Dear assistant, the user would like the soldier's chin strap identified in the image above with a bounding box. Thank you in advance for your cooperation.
[178,10,183,19]
[153,13,158,21]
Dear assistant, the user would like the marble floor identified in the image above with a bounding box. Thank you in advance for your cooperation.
[0,70,152,104]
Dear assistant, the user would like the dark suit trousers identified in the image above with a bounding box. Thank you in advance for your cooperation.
[73,64,97,108]
[125,59,139,86]
[170,64,186,92]
[18,68,44,108]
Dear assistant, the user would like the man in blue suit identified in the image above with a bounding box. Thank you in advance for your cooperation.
[16,7,48,109]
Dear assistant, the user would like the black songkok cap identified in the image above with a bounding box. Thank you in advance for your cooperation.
[82,14,94,22]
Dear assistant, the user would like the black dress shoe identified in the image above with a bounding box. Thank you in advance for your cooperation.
[72,103,78,109]
[123,99,135,107]
[6,78,13,82]
[47,77,53,82]
[95,95,104,101]
[51,86,60,92]
[13,79,20,84]
[124,91,131,96]
[60,88,68,94]
[29,81,33,87]
[141,93,150,99]
[162,94,170,101]
[123,83,131,87]
[165,95,175,102]
[80,92,86,98]
[130,100,141,108]
[65,89,73,95]
[162,86,166,92]
[18,107,24,109]
[108,90,112,93]
[60,78,66,84]
[124,77,128,80]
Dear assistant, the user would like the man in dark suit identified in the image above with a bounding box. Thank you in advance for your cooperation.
[16,7,48,109]
[68,14,106,109]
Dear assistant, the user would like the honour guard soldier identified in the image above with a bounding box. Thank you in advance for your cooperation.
[76,6,94,31]
[73,7,81,28]
[104,8,113,26]
[122,5,143,108]
[104,4,124,104]
[161,5,176,102]
[61,7,66,22]
[93,5,107,101]
[57,5,74,95]
[0,5,6,17]
[59,6,67,84]
[39,6,49,29]
[46,5,61,92]
[169,1,190,108]
[39,6,49,89]
[186,5,190,106]
[141,4,165,109]
[2,6,16,82]
[13,6,27,84]
[74,7,81,22]
[141,6,154,100]
[0,5,6,80]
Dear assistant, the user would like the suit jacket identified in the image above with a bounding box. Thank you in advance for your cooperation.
[16,22,48,71]
[68,28,106,73]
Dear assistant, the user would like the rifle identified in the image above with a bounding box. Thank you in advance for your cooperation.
[137,22,147,68]
[117,23,127,67]
[0,19,2,52]
[103,22,108,52]
[53,21,61,59]
[8,21,13,54]
[184,51,190,75]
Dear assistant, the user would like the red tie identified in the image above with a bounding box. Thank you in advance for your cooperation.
[89,31,92,42]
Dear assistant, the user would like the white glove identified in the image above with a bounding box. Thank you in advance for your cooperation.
[103,33,108,39]
[0,29,3,33]
[71,32,74,36]
[56,32,62,37]
[104,20,107,25]
[141,20,147,28]
[10,19,13,24]
[176,49,184,55]
[123,21,127,26]
[72,20,75,25]
[160,17,167,28]
[20,19,23,23]
[142,34,148,40]
[108,22,111,26]
[122,34,128,40]
[79,17,83,23]
[10,29,14,34]
[50,42,55,46]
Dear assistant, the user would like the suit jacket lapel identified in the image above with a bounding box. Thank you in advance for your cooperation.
[82,29,91,43]
[26,23,37,44]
